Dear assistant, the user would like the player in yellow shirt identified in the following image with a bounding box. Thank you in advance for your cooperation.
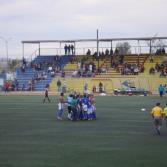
[151,103,163,135]
[163,104,167,124]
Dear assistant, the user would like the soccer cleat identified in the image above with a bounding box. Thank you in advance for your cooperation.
[57,117,63,120]
[157,129,161,135]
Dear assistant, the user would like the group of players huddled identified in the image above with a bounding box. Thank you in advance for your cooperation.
[43,85,97,121]
[57,92,96,121]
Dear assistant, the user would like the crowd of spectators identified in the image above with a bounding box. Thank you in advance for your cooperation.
[120,63,144,75]
[155,48,165,55]
[19,56,64,91]
[72,61,96,77]
[3,79,19,92]
[149,56,167,77]
[64,44,75,55]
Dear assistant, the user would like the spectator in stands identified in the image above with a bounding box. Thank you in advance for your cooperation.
[22,84,25,91]
[77,61,81,69]
[100,51,105,60]
[114,48,119,55]
[99,82,103,93]
[162,48,165,54]
[61,70,65,78]
[162,56,167,66]
[57,79,62,92]
[28,80,32,91]
[42,71,48,79]
[119,55,124,64]
[110,48,113,56]
[105,49,109,56]
[134,65,139,75]
[72,70,78,77]
[84,83,88,94]
[92,85,96,93]
[68,45,71,55]
[86,49,91,56]
[160,68,167,77]
[112,59,119,69]
[50,70,55,77]
[13,79,19,91]
[149,67,155,75]
[70,45,74,55]
[89,63,93,72]
[48,66,52,73]
[149,55,154,63]
[139,64,145,73]
[64,44,68,55]
[156,48,166,55]
[155,63,161,72]
[22,57,27,67]
[21,64,25,72]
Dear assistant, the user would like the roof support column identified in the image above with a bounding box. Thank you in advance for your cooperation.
[39,43,41,56]
[74,42,76,55]
[22,43,24,59]
[59,42,61,56]
[97,29,99,71]
[110,40,113,67]
[137,40,140,65]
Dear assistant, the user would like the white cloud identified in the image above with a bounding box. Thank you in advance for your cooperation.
[0,0,167,58]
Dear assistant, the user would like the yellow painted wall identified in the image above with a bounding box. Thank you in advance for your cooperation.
[50,76,167,94]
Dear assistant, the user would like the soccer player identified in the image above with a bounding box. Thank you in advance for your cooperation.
[57,92,65,120]
[163,103,167,124]
[71,95,78,121]
[87,98,93,120]
[77,95,84,120]
[151,103,163,135]
[43,85,51,103]
[90,94,96,120]
[67,94,73,120]
[158,84,165,98]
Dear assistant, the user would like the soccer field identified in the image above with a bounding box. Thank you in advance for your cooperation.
[0,95,167,167]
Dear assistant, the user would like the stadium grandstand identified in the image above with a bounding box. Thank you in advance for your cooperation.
[1,36,167,95]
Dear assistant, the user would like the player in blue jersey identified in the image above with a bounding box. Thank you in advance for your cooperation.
[90,94,96,120]
[77,95,84,120]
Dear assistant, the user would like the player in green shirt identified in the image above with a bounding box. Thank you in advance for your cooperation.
[71,95,78,121]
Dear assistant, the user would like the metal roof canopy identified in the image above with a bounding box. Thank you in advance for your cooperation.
[22,37,167,44]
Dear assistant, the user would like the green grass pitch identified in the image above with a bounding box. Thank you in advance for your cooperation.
[0,95,167,167]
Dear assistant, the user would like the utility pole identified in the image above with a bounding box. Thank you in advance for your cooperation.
[97,29,99,72]
[0,36,12,70]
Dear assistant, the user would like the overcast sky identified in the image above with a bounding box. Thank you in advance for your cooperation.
[0,0,167,59]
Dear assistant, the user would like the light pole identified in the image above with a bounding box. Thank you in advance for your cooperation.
[0,36,12,69]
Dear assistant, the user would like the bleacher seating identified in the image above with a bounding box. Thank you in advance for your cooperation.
[0,73,6,80]
[16,67,35,90]
[16,67,53,91]
[16,55,73,91]
[14,53,167,93]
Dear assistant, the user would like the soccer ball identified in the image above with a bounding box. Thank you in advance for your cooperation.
[141,108,146,111]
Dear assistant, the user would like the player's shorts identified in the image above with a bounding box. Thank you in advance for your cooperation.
[165,116,167,123]
[159,91,163,96]
[83,104,88,112]
[153,117,162,126]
